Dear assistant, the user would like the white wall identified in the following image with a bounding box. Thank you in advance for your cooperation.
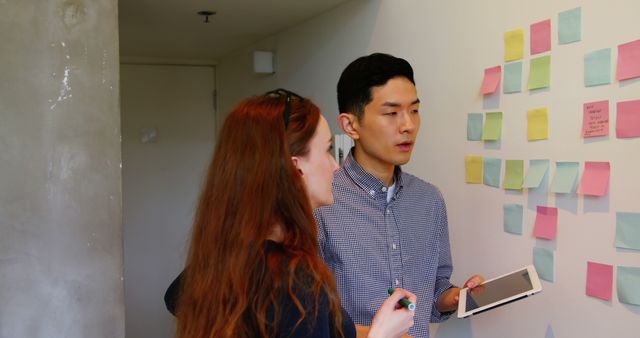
[0,1,123,337]
[121,64,216,338]
[217,1,640,337]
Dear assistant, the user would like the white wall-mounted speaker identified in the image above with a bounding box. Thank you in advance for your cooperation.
[253,51,275,74]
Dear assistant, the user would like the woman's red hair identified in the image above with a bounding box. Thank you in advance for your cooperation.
[176,95,343,338]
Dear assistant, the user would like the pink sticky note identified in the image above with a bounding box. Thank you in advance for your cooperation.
[530,19,551,55]
[533,206,558,240]
[616,99,640,138]
[586,261,613,301]
[577,161,610,196]
[480,66,501,95]
[582,100,609,138]
[617,39,640,81]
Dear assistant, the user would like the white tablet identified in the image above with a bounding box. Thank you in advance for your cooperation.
[457,265,542,318]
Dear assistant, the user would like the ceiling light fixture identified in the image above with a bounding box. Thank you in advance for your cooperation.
[197,10,216,23]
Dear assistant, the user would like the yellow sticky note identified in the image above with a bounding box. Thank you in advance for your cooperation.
[465,155,483,184]
[528,107,549,140]
[505,29,525,62]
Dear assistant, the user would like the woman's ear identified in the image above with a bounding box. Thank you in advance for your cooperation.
[338,113,359,140]
[290,156,304,176]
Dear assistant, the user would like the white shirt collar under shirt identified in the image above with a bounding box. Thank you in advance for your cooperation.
[386,182,397,203]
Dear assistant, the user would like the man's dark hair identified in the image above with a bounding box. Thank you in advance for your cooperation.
[337,53,415,119]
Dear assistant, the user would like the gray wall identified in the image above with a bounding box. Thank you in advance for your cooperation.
[0,1,124,337]
[121,64,216,338]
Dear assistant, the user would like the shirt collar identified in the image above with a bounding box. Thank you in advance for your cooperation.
[342,148,404,197]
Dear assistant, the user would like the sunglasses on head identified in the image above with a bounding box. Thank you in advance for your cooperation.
[264,88,303,129]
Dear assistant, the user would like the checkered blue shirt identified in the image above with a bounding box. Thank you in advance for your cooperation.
[314,152,455,338]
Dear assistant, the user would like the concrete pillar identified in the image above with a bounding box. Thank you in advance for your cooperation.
[0,1,124,337]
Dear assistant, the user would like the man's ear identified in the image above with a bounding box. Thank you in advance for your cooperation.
[290,156,304,176]
[338,113,360,140]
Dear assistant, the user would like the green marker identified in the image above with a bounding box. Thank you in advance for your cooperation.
[387,288,415,311]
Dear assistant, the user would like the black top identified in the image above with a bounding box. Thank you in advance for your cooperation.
[164,241,356,338]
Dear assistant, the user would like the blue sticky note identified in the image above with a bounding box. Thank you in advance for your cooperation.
[533,247,555,282]
[504,61,522,93]
[523,159,550,188]
[504,204,523,235]
[467,113,483,141]
[617,266,640,306]
[483,157,502,188]
[558,7,581,44]
[585,48,611,87]
[551,162,579,193]
[616,212,640,250]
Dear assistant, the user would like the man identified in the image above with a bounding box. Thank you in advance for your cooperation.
[315,53,482,338]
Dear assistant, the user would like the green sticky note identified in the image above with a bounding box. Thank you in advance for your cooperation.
[585,48,611,87]
[467,113,483,141]
[523,159,550,188]
[551,162,579,193]
[482,112,503,141]
[616,212,640,251]
[504,61,522,93]
[617,266,640,306]
[504,160,524,190]
[483,157,502,188]
[504,203,523,235]
[533,247,555,282]
[529,55,551,90]
[558,7,581,44]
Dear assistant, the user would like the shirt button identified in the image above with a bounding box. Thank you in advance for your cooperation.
[381,186,387,192]
[395,279,399,286]
[369,190,375,196]
[392,243,397,249]
[386,209,390,214]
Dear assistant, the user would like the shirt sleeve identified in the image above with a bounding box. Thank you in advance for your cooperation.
[430,190,456,322]
[277,287,332,338]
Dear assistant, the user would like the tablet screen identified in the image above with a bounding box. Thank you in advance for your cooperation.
[464,268,533,312]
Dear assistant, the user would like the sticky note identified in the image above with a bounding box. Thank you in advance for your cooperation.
[467,113,483,141]
[616,212,640,251]
[527,107,548,140]
[577,161,610,196]
[550,162,579,193]
[480,66,501,95]
[483,157,502,188]
[503,61,522,94]
[505,28,524,62]
[504,160,524,190]
[616,99,640,138]
[530,19,551,55]
[523,159,550,189]
[533,247,555,282]
[465,156,483,184]
[482,112,503,141]
[582,100,609,138]
[584,48,611,87]
[617,39,640,81]
[586,262,613,301]
[617,266,640,306]
[529,55,551,90]
[558,7,581,44]
[504,203,523,235]
[534,206,558,240]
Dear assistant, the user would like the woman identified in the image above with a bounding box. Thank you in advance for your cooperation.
[175,89,416,338]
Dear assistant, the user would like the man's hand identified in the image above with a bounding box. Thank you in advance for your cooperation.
[436,275,484,313]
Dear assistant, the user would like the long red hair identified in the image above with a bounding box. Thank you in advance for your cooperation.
[176,94,343,338]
